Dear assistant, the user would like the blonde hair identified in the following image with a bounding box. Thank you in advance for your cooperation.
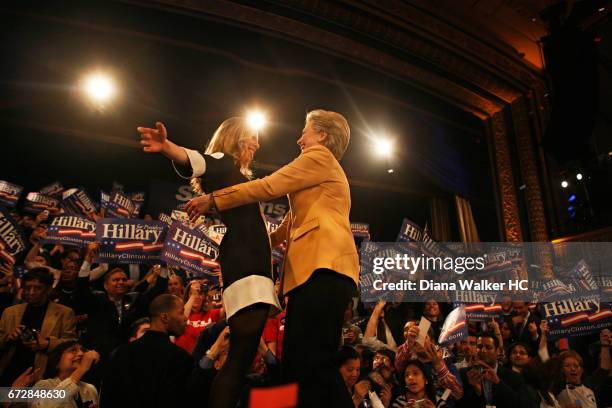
[191,117,257,195]
[306,109,350,160]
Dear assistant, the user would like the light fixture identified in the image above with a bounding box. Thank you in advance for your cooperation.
[81,72,116,104]
[246,111,267,132]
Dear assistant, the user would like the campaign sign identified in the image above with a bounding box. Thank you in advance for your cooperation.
[43,216,96,247]
[39,182,64,197]
[264,215,286,264]
[351,222,370,239]
[161,221,219,276]
[0,181,23,208]
[95,218,166,264]
[396,218,423,243]
[438,305,468,346]
[62,188,99,220]
[131,192,146,216]
[23,192,60,214]
[171,210,205,226]
[158,212,173,225]
[206,223,226,245]
[106,191,136,219]
[100,191,110,213]
[460,302,503,322]
[540,298,612,340]
[0,208,26,266]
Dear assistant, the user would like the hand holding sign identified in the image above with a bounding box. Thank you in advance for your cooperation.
[138,122,168,153]
[416,316,431,347]
[186,194,213,222]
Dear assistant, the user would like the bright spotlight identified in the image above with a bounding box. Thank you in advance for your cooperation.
[561,180,569,188]
[387,169,394,174]
[82,73,116,103]
[247,111,267,132]
[374,138,393,157]
[576,173,583,181]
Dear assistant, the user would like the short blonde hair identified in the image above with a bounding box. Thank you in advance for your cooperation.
[306,109,350,160]
[191,117,257,194]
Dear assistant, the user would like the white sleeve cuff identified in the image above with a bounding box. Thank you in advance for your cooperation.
[172,148,206,179]
[79,261,91,277]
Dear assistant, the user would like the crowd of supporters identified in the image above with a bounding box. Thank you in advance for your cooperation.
[0,204,610,408]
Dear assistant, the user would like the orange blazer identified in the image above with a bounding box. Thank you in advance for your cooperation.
[213,145,359,294]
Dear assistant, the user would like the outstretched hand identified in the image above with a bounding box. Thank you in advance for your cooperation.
[186,194,213,222]
[137,122,168,153]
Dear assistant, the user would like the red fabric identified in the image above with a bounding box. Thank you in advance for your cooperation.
[175,308,222,353]
[263,317,278,343]
[249,383,298,408]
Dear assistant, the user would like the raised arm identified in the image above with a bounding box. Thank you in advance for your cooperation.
[185,146,333,219]
[137,122,189,165]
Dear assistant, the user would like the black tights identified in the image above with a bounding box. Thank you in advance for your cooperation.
[208,303,269,408]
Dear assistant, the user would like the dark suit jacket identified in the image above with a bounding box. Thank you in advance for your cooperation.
[457,365,524,408]
[100,330,206,408]
[77,276,168,357]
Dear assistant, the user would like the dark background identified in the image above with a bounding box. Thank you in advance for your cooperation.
[0,1,498,241]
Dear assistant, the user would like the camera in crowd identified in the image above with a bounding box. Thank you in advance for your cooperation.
[366,366,388,395]
[20,327,38,343]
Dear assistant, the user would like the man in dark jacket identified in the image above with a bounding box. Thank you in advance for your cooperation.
[457,333,524,408]
[101,294,203,408]
[76,261,168,385]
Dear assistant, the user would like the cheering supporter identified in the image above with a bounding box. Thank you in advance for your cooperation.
[75,255,168,385]
[167,274,185,297]
[521,358,562,408]
[507,301,540,349]
[499,320,515,347]
[555,350,598,407]
[391,359,437,408]
[395,324,463,406]
[554,338,611,408]
[364,300,398,351]
[0,268,76,386]
[32,341,100,408]
[175,279,224,353]
[457,333,524,408]
[422,300,444,341]
[335,345,380,408]
[507,342,532,373]
[455,335,478,369]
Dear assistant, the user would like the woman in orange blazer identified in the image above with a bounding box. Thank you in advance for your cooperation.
[186,109,359,408]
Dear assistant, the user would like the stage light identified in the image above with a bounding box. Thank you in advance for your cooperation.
[82,72,116,103]
[246,111,267,132]
[576,173,583,180]
[387,169,394,174]
[599,7,605,12]
[561,180,569,188]
[568,194,576,202]
[374,138,393,157]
